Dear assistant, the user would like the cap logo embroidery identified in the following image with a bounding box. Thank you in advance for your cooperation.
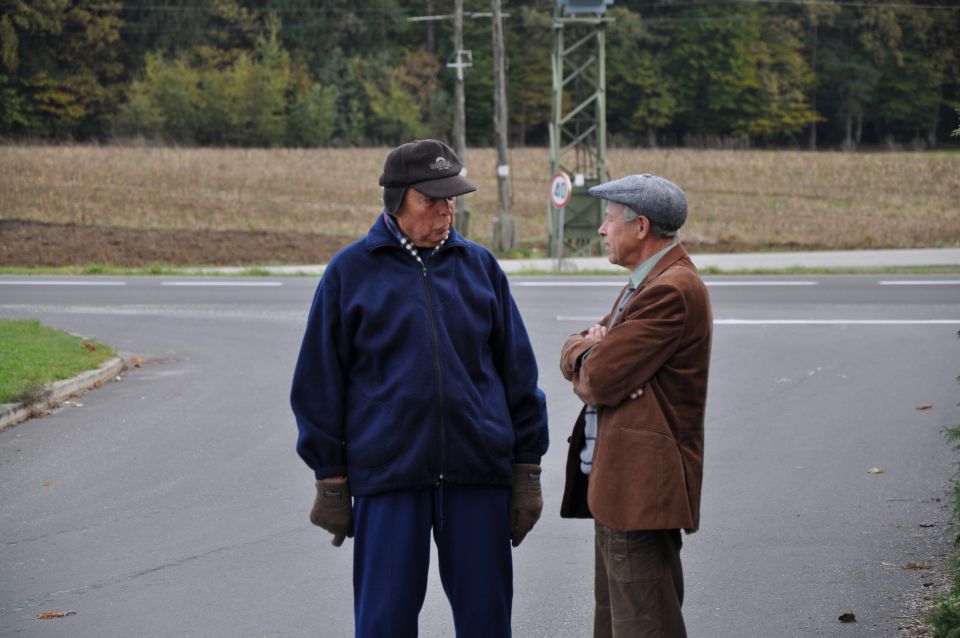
[429,156,452,171]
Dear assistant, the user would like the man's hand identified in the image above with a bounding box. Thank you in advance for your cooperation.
[509,464,543,547]
[310,476,353,547]
[586,323,607,341]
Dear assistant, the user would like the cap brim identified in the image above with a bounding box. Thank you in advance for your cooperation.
[411,174,477,199]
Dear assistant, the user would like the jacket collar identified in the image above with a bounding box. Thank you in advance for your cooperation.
[365,210,469,253]
[635,243,689,291]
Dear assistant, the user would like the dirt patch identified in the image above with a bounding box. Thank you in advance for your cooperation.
[0,219,353,267]
[0,218,768,268]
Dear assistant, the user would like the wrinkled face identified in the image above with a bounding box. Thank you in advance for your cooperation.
[394,188,455,247]
[598,202,643,268]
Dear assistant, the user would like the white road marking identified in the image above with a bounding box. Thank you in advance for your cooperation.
[714,319,960,325]
[515,282,624,287]
[517,281,818,287]
[0,280,126,286]
[706,281,818,286]
[878,280,960,286]
[556,316,960,325]
[160,281,282,287]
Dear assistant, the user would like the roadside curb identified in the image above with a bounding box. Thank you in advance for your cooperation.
[0,356,125,432]
[199,247,960,276]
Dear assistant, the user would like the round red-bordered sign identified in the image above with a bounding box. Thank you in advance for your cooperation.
[549,171,573,208]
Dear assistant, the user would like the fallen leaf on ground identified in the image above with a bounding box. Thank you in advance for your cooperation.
[916,404,933,411]
[41,481,50,487]
[920,522,937,528]
[868,467,886,474]
[129,356,146,364]
[839,612,856,623]
[903,562,930,570]
[81,341,96,352]
[37,611,76,619]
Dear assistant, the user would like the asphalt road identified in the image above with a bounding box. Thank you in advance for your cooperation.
[1,274,959,637]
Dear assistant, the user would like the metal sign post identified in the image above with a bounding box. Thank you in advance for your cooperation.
[550,171,573,270]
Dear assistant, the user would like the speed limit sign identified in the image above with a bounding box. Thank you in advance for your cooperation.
[549,172,572,209]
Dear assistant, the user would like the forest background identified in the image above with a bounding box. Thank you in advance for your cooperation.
[2,0,959,150]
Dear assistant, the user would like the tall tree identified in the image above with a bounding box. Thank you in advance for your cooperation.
[118,0,263,76]
[506,6,552,145]
[1,0,123,139]
[663,2,816,144]
[606,7,676,146]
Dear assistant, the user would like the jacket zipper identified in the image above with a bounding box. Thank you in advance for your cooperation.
[419,262,446,486]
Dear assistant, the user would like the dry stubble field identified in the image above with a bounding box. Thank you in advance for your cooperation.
[1,145,958,267]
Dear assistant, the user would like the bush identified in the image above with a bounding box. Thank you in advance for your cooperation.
[929,334,960,637]
[113,32,339,148]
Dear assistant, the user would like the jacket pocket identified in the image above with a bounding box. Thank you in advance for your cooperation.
[611,389,671,437]
[344,389,401,471]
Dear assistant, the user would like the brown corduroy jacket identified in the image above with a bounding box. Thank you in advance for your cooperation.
[559,244,712,533]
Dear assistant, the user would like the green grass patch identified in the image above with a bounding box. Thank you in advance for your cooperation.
[927,330,960,637]
[506,266,960,277]
[0,264,319,277]
[696,266,960,276]
[929,423,960,637]
[0,319,115,404]
[0,263,957,278]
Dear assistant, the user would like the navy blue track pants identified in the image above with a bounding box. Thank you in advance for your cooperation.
[352,485,513,638]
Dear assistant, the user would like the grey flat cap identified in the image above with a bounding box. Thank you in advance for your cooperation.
[588,173,687,231]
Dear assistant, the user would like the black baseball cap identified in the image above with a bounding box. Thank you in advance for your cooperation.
[379,139,477,213]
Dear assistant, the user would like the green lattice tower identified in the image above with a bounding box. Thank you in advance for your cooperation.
[548,2,611,257]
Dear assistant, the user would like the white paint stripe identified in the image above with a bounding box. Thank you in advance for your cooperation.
[515,281,624,287]
[160,281,282,287]
[556,316,960,325]
[0,280,126,286]
[517,281,818,287]
[715,319,960,325]
[706,281,818,286]
[878,280,960,286]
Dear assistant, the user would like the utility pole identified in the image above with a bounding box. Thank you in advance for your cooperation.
[491,0,514,252]
[426,0,435,53]
[452,0,470,235]
[410,6,513,240]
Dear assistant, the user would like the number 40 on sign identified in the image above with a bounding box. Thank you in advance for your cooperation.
[549,172,572,209]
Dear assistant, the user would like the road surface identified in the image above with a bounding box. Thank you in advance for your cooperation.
[1,274,959,637]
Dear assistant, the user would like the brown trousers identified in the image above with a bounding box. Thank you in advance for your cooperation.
[594,522,686,638]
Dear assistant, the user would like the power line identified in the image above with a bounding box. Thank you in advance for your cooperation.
[675,0,958,9]
[65,0,960,11]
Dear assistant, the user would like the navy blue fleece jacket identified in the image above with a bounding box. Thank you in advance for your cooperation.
[291,213,549,496]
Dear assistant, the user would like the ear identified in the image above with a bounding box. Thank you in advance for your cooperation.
[634,215,649,240]
[394,189,415,217]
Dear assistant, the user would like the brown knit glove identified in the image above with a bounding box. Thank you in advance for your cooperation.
[310,477,353,547]
[509,464,543,547]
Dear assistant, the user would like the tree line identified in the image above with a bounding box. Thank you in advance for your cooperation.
[1,0,957,149]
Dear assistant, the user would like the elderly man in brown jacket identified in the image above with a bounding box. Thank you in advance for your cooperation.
[560,173,712,638]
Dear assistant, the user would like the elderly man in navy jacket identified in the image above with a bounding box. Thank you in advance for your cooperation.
[291,139,549,638]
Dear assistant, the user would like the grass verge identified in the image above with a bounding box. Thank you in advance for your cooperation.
[0,264,958,278]
[0,264,307,277]
[0,319,115,404]
[507,266,960,276]
[927,331,960,637]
